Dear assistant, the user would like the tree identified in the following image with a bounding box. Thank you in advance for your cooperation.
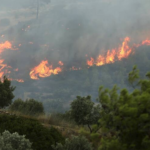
[0,130,32,150]
[97,67,150,150]
[70,96,100,133]
[53,136,93,150]
[9,98,44,116]
[0,76,15,108]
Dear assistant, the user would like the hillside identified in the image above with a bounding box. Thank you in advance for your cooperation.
[12,45,150,113]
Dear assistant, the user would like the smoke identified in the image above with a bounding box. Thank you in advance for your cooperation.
[0,0,150,80]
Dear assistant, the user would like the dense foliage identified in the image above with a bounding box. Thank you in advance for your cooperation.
[0,76,15,108]
[9,98,44,116]
[97,66,150,150]
[0,130,32,150]
[0,114,64,150]
[70,96,100,132]
[53,136,93,150]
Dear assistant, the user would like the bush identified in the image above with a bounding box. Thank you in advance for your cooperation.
[9,98,44,116]
[0,130,32,150]
[0,114,64,150]
[53,136,93,150]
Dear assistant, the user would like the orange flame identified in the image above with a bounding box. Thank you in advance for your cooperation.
[0,41,13,78]
[117,37,132,60]
[87,37,132,66]
[30,60,62,80]
[58,61,64,66]
[141,39,150,46]
[0,41,24,82]
[87,57,94,66]
[0,41,12,54]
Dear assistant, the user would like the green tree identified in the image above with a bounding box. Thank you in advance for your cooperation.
[0,76,15,108]
[0,130,32,150]
[97,67,150,150]
[70,96,100,133]
[53,136,93,150]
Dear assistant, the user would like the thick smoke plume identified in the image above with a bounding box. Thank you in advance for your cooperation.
[0,0,150,80]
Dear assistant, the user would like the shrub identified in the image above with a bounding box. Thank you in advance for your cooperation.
[0,130,32,150]
[9,98,44,116]
[53,136,93,150]
[0,114,64,150]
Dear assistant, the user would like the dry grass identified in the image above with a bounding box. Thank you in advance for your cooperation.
[6,109,80,138]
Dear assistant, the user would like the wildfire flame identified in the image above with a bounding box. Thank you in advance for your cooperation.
[0,41,12,54]
[30,60,62,80]
[87,37,132,66]
[0,41,24,82]
[1,37,150,81]
[0,41,12,78]
[58,61,64,66]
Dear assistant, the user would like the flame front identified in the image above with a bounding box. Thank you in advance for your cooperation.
[0,41,12,78]
[1,37,150,81]
[87,37,132,66]
[0,41,24,82]
[30,60,62,80]
[0,41,12,54]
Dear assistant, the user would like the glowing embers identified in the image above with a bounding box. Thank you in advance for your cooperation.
[30,60,63,80]
[87,37,132,66]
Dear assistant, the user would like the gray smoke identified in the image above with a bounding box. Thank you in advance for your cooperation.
[0,0,150,79]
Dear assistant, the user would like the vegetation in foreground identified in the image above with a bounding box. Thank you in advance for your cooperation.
[0,66,150,149]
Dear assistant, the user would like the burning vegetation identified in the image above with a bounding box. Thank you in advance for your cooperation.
[0,36,150,81]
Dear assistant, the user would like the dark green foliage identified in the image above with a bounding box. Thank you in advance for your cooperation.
[0,114,64,150]
[70,96,100,132]
[98,67,150,150]
[0,76,15,108]
[53,136,93,150]
[9,99,44,116]
[0,130,32,150]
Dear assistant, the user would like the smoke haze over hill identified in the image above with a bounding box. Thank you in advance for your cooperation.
[0,0,150,112]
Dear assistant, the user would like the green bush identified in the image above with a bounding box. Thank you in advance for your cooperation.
[53,136,93,150]
[0,114,64,150]
[0,130,32,150]
[9,98,44,116]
